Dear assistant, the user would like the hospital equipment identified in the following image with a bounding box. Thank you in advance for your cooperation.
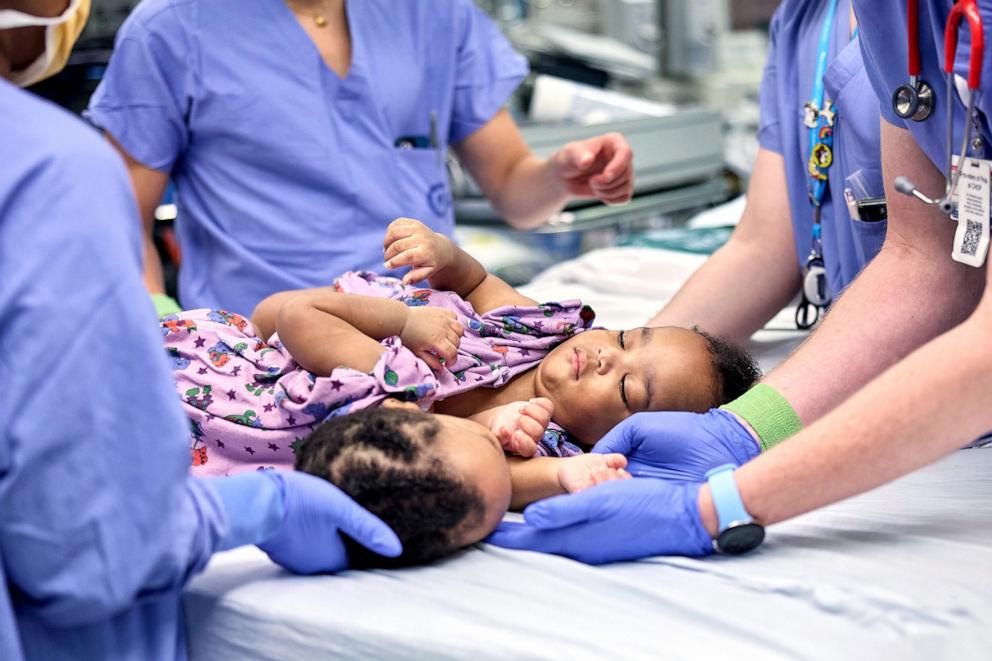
[893,0,985,215]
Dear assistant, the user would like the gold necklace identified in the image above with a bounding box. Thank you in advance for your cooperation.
[286,0,331,28]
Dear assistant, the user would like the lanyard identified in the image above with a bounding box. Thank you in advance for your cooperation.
[804,0,839,216]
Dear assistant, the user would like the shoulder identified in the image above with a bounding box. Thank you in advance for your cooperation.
[116,0,197,39]
[0,84,139,251]
[1,84,124,188]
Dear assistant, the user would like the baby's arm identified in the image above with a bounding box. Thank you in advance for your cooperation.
[508,454,631,510]
[382,218,537,314]
[252,289,463,375]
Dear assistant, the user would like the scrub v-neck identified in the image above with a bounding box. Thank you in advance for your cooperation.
[273,0,363,89]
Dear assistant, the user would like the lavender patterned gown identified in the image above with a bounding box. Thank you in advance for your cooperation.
[164,272,595,476]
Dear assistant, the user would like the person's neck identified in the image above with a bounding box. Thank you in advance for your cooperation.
[0,33,13,80]
[290,0,343,12]
[433,367,540,418]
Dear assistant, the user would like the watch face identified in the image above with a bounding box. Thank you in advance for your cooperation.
[716,522,765,555]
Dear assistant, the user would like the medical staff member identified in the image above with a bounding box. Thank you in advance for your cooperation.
[651,0,884,342]
[490,0,992,562]
[84,0,635,318]
[0,2,401,657]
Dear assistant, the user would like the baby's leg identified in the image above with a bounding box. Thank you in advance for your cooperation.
[507,454,629,510]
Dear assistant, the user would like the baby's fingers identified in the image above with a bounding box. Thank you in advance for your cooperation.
[416,349,444,373]
[601,453,628,470]
[515,413,547,443]
[520,401,552,429]
[402,267,435,286]
[510,430,539,457]
[589,467,629,485]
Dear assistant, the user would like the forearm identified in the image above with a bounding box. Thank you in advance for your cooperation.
[763,242,981,424]
[649,235,801,343]
[490,155,570,230]
[143,234,167,295]
[508,457,565,510]
[426,241,488,298]
[276,293,408,375]
[724,311,992,530]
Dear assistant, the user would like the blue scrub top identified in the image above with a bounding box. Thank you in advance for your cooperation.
[760,0,885,300]
[85,0,529,315]
[856,0,992,172]
[0,80,229,660]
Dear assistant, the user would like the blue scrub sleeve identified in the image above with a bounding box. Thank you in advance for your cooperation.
[0,133,228,628]
[84,5,195,171]
[448,0,529,144]
[757,7,785,154]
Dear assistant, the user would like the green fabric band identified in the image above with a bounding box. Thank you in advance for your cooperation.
[720,383,803,452]
[152,293,182,319]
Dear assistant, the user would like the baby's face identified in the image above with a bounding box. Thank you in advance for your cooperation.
[432,414,512,546]
[534,327,718,444]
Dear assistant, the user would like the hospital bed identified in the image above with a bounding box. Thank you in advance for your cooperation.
[184,246,992,660]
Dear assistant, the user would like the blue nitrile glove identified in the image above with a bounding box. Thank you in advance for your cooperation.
[210,471,402,574]
[593,410,761,483]
[487,478,713,564]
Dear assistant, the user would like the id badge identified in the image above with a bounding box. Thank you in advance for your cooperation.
[950,156,991,268]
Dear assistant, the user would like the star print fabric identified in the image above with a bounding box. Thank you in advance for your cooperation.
[163,273,593,476]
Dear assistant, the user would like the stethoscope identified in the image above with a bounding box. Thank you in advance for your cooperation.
[892,0,985,214]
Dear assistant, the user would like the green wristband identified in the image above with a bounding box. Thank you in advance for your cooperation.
[151,293,182,319]
[720,383,802,452]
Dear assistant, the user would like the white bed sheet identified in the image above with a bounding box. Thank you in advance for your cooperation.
[184,247,991,659]
[186,451,992,660]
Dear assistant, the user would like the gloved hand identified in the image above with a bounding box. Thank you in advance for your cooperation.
[258,471,402,574]
[487,478,713,564]
[210,471,402,574]
[593,410,760,483]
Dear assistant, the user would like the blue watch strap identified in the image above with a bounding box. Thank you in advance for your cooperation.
[705,464,752,532]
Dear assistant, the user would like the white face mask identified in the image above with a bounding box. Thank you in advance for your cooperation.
[0,0,92,87]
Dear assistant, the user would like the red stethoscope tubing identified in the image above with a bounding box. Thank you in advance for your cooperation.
[909,0,922,75]
[944,0,984,88]
[907,0,984,89]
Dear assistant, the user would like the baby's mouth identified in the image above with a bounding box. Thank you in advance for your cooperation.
[573,347,586,380]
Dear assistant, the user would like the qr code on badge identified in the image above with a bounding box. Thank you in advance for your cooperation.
[961,219,982,256]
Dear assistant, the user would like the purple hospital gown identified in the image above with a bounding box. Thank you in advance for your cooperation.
[164,272,595,476]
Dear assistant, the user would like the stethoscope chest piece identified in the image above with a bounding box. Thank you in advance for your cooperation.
[802,257,831,307]
[892,78,935,121]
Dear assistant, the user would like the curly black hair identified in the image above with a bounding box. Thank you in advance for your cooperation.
[694,328,762,405]
[295,407,485,568]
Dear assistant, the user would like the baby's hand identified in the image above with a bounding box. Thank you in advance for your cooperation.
[490,398,554,457]
[557,453,631,494]
[400,306,464,372]
[383,218,456,285]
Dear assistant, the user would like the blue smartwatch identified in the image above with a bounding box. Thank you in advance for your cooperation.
[705,464,765,554]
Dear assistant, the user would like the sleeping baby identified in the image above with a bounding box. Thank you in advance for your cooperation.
[162,218,760,564]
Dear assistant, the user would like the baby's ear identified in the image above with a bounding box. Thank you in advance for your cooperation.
[381,398,421,411]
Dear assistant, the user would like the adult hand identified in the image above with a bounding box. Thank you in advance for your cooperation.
[399,305,464,372]
[594,410,760,483]
[548,132,634,206]
[383,217,456,285]
[487,478,713,564]
[258,471,402,574]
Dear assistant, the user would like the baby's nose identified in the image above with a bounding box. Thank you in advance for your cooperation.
[596,347,616,374]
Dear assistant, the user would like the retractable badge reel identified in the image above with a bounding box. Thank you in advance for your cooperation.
[893,0,991,268]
